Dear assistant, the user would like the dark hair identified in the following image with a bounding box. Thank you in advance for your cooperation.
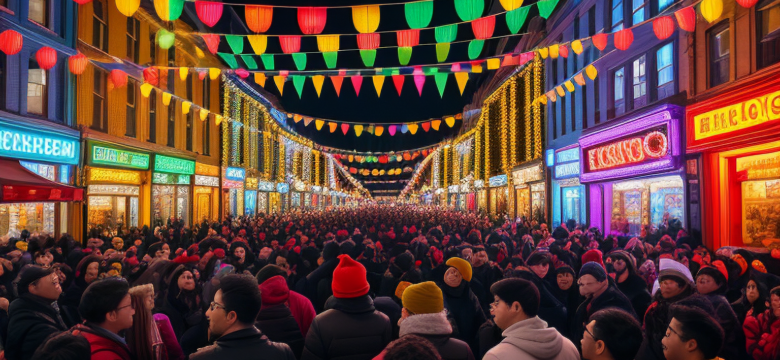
[256,264,288,284]
[78,278,130,323]
[589,309,643,360]
[218,274,262,325]
[31,332,91,360]
[490,278,539,317]
[384,335,442,360]
[770,286,780,298]
[669,305,724,359]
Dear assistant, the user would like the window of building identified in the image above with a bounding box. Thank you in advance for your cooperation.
[29,0,48,27]
[27,56,47,116]
[126,81,136,138]
[186,75,192,100]
[632,0,645,25]
[202,78,210,111]
[757,1,780,69]
[633,55,647,109]
[92,0,108,52]
[167,101,176,147]
[588,7,597,63]
[186,112,193,151]
[594,77,600,124]
[92,68,107,131]
[149,32,156,65]
[656,42,675,99]
[203,117,210,155]
[611,0,624,31]
[149,93,157,143]
[612,67,626,118]
[659,0,673,12]
[709,23,730,87]
[0,54,5,111]
[126,17,140,63]
[166,47,176,92]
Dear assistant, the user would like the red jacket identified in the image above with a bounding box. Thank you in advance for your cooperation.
[71,323,133,360]
[744,310,780,360]
[260,276,316,336]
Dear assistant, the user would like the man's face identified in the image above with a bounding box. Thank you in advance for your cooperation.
[612,258,627,274]
[444,267,463,288]
[772,294,780,317]
[662,318,691,360]
[489,296,515,331]
[29,273,62,301]
[111,294,135,331]
[581,320,603,360]
[206,290,232,341]
[557,272,574,291]
[472,251,488,267]
[578,274,602,297]
[660,279,685,299]
[461,249,472,262]
[696,274,719,295]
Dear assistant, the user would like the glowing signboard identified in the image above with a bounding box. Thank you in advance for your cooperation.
[277,183,290,194]
[225,167,245,181]
[90,144,149,169]
[246,177,258,190]
[556,148,580,164]
[693,90,780,140]
[154,155,195,174]
[223,179,244,189]
[88,167,142,185]
[195,163,220,176]
[586,129,668,172]
[489,175,507,187]
[258,181,275,192]
[194,175,220,187]
[0,121,80,165]
[512,163,544,185]
[152,172,190,185]
[555,162,580,179]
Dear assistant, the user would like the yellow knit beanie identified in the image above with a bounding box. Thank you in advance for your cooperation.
[402,281,444,315]
[446,257,473,282]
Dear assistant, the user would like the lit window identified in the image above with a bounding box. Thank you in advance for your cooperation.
[27,57,47,116]
[611,0,624,31]
[29,0,48,27]
[633,55,647,109]
[657,43,675,99]
[632,0,645,25]
[613,67,625,117]
[709,25,730,87]
[757,2,780,69]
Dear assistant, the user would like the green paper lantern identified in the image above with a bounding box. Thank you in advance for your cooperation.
[506,6,530,34]
[454,0,484,21]
[435,73,448,98]
[323,52,338,69]
[537,0,559,19]
[468,40,485,60]
[398,47,413,66]
[360,50,377,67]
[218,53,239,69]
[225,35,244,54]
[435,24,458,43]
[292,75,305,98]
[405,1,433,29]
[156,29,175,50]
[436,43,450,62]
[292,53,307,70]
[241,55,258,70]
[261,54,274,70]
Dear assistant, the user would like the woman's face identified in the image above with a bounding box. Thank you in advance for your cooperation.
[696,274,719,295]
[85,262,99,284]
[178,271,196,291]
[444,267,463,288]
[530,263,549,279]
[660,278,685,299]
[746,280,760,304]
[557,272,574,291]
[161,244,170,259]
[234,247,246,260]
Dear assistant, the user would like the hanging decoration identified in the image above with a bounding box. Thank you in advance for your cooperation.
[375,126,384,136]
[209,68,221,80]
[351,75,363,96]
[736,0,758,7]
[195,1,223,27]
[392,75,405,95]
[468,40,485,60]
[341,123,350,135]
[454,0,484,22]
[414,74,425,96]
[435,73,448,98]
[700,0,723,23]
[298,7,328,35]
[280,36,302,54]
[405,1,434,29]
[653,16,675,40]
[68,53,88,75]
[373,75,385,97]
[116,0,140,16]
[472,16,496,40]
[0,30,23,55]
[140,83,153,97]
[353,5,380,33]
[571,39,583,54]
[201,34,219,54]
[292,53,307,70]
[157,29,176,50]
[506,6,530,34]
[154,0,184,21]
[675,7,696,32]
[109,69,128,88]
[455,72,468,95]
[536,0,559,19]
[246,5,273,33]
[248,35,268,55]
[35,47,57,71]
[143,67,159,85]
[261,54,274,70]
[226,35,244,54]
[274,75,285,95]
[354,125,364,137]
[179,67,189,81]
[398,47,413,66]
[331,75,344,96]
[255,72,267,87]
[293,75,305,98]
[235,69,249,78]
[613,29,634,50]
[182,101,192,114]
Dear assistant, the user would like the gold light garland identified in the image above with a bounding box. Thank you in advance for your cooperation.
[482,102,490,182]
[500,86,509,174]
[509,79,518,167]
[533,57,543,159]
[525,69,532,162]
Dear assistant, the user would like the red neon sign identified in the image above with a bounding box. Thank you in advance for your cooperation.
[587,131,668,171]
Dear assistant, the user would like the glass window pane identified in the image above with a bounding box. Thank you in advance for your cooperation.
[657,43,674,86]
[632,0,644,24]
[659,0,673,11]
[716,29,730,57]
[614,68,624,100]
[633,55,646,99]
[29,0,47,26]
[612,0,623,30]
[27,68,46,115]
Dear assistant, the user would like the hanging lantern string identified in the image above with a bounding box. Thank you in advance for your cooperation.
[318,143,439,155]
[180,0,431,9]
[288,111,461,126]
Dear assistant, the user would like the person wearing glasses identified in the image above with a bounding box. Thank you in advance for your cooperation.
[661,305,724,360]
[6,265,68,360]
[580,309,643,360]
[71,278,135,360]
[190,274,295,360]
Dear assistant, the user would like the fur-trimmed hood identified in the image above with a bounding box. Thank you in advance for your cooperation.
[399,311,452,337]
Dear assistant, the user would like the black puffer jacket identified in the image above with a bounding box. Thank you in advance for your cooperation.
[616,273,652,320]
[439,281,487,353]
[301,295,392,360]
[572,282,637,351]
[5,294,68,360]
[256,304,305,359]
[190,326,295,360]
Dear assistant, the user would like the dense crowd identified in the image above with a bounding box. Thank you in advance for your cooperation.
[1,204,779,360]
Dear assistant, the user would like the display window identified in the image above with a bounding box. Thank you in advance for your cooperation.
[562,187,583,225]
[88,185,140,232]
[610,175,685,236]
[193,187,215,223]
[0,203,55,236]
[152,185,189,226]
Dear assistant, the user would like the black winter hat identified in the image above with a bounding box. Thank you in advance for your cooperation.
[394,252,415,273]
[14,265,54,297]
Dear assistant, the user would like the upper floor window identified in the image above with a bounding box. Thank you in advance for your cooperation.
[659,0,673,12]
[92,0,108,52]
[167,101,176,147]
[656,42,675,99]
[27,56,47,116]
[92,68,108,131]
[709,23,730,87]
[149,32,157,65]
[149,93,157,143]
[757,1,780,69]
[611,0,624,31]
[202,117,210,156]
[186,112,193,151]
[202,78,210,111]
[612,67,626,118]
[632,0,646,25]
[29,0,49,27]
[127,17,140,63]
[126,81,137,138]
[633,55,647,109]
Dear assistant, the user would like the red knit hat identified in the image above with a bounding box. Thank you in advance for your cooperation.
[581,249,605,270]
[332,254,369,298]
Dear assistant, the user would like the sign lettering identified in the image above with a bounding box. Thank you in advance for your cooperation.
[225,167,245,181]
[0,122,80,165]
[152,172,191,185]
[154,155,195,174]
[556,148,580,164]
[587,130,668,172]
[91,145,150,169]
[555,162,580,179]
[194,175,220,187]
[694,90,780,140]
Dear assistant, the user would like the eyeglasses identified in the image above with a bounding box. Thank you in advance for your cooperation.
[584,326,598,341]
[490,300,501,309]
[117,302,134,311]
[209,301,227,312]
[665,325,682,338]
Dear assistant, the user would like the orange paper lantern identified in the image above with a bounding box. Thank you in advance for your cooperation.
[35,47,57,71]
[613,29,634,50]
[245,5,273,33]
[591,33,608,51]
[675,7,696,32]
[68,53,88,75]
[110,69,128,88]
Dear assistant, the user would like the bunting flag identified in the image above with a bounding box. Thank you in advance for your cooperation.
[304,117,314,126]
[351,75,363,96]
[431,119,441,130]
[421,122,430,132]
[435,73,448,98]
[341,123,350,135]
[312,75,325,97]
[331,75,344,96]
[354,124,364,137]
[375,125,384,136]
[273,75,285,95]
[316,119,325,130]
[454,72,468,95]
[328,122,338,133]
[414,75,425,96]
[293,75,305,98]
[408,123,419,134]
[392,75,405,96]
[373,75,385,97]
[389,125,397,136]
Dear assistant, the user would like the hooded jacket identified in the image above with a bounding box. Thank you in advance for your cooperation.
[483,316,580,360]
[189,326,295,360]
[259,276,307,359]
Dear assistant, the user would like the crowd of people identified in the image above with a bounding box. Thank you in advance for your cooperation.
[0,204,779,360]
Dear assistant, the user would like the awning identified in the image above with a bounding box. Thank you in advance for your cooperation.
[0,159,84,203]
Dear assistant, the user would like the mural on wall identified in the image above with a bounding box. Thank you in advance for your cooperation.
[743,179,780,247]
[651,187,685,226]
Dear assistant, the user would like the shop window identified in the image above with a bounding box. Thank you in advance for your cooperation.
[611,67,625,118]
[87,186,139,233]
[709,23,730,88]
[126,17,140,64]
[126,81,137,138]
[29,0,48,27]
[148,93,157,143]
[611,175,685,236]
[739,151,780,247]
[656,42,675,100]
[92,68,107,131]
[203,116,210,155]
[611,0,624,31]
[633,55,647,109]
[167,100,176,147]
[92,0,108,52]
[186,112,193,151]
[0,203,55,236]
[153,185,189,226]
[757,0,780,69]
[27,56,47,116]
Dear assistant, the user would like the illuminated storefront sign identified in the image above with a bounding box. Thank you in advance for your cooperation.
[90,144,149,169]
[223,179,244,189]
[152,172,190,185]
[489,175,507,187]
[87,184,140,196]
[693,90,780,141]
[0,120,80,165]
[225,167,245,181]
[556,148,580,164]
[154,155,195,174]
[194,175,220,187]
[736,151,780,181]
[196,163,220,176]
[246,177,258,190]
[555,162,580,178]
[258,181,275,192]
[512,163,544,185]
[586,130,668,171]
[88,167,142,185]
[277,183,290,194]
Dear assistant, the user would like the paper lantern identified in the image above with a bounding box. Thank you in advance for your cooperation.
[585,64,598,80]
[33,47,56,71]
[700,0,723,23]
[574,73,586,86]
[179,68,188,81]
[116,0,140,16]
[564,81,575,92]
[143,68,159,85]
[736,0,758,8]
[414,75,425,96]
[397,29,420,47]
[591,33,608,51]
[408,124,419,135]
[472,16,496,40]
[279,36,301,54]
[675,7,696,32]
[536,0,559,19]
[225,35,244,54]
[352,5,380,33]
[201,34,219,55]
[454,0,484,21]
[317,35,340,52]
[548,44,559,58]
[157,29,175,50]
[506,6,530,34]
[556,86,565,97]
[153,0,184,21]
[0,30,23,55]
[405,1,433,29]
[351,75,363,96]
[468,40,484,60]
[182,101,191,114]
[140,83,153,97]
[68,53,88,75]
[298,7,327,34]
[292,53,307,70]
[558,44,569,58]
[614,29,633,50]
[653,16,675,40]
[235,69,249,78]
[245,6,273,33]
[215,115,223,126]
[398,47,413,66]
[110,69,128,88]
[195,1,223,27]
[209,68,220,80]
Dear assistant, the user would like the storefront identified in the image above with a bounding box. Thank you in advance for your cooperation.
[257,180,275,214]
[0,119,82,237]
[448,185,459,208]
[193,163,220,223]
[291,180,306,208]
[245,177,258,215]
[475,180,487,212]
[580,104,685,236]
[277,183,290,212]
[550,146,586,227]
[687,77,780,249]
[223,167,246,218]
[151,155,195,226]
[488,175,508,215]
[512,161,546,221]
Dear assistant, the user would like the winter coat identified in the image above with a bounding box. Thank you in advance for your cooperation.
[5,294,68,360]
[703,293,747,360]
[616,273,652,320]
[189,326,295,360]
[470,263,503,314]
[154,313,185,360]
[636,290,692,360]
[572,283,637,351]
[159,290,205,340]
[483,316,580,360]
[261,275,316,338]
[301,295,392,360]
[440,281,487,353]
[392,311,474,360]
[744,310,780,360]
[477,320,504,359]
[256,304,305,359]
[70,323,133,360]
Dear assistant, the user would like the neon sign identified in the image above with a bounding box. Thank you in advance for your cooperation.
[0,121,80,165]
[194,175,219,187]
[154,155,195,174]
[88,168,142,185]
[556,148,580,164]
[489,175,507,187]
[225,167,245,181]
[693,90,780,140]
[587,130,668,172]
[152,172,190,185]
[223,179,244,189]
[91,144,149,169]
[555,162,580,179]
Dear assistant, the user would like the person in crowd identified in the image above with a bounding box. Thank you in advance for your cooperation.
[483,278,579,360]
[438,257,486,353]
[521,252,569,333]
[731,271,775,326]
[256,264,316,337]
[382,335,442,360]
[71,278,135,360]
[580,309,643,360]
[257,274,306,358]
[30,332,92,360]
[661,305,725,360]
[743,285,780,360]
[190,274,295,360]
[159,265,204,339]
[694,261,745,359]
[607,250,651,319]
[302,254,392,360]
[6,265,68,360]
[127,284,184,360]
[61,255,101,327]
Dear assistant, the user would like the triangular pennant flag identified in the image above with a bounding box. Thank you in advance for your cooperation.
[323,52,338,69]
[261,54,275,70]
[375,125,384,136]
[392,75,405,96]
[401,124,409,133]
[354,125,364,137]
[255,73,266,87]
[312,75,325,97]
[225,35,244,54]
[351,75,363,96]
[434,73,448,98]
[341,123,350,135]
[367,125,374,134]
[373,75,385,97]
[248,35,268,55]
[273,75,285,95]
[389,125,397,136]
[241,55,258,70]
[331,76,344,96]
[421,122,430,132]
[293,114,303,123]
[414,75,425,96]
[200,109,209,121]
[328,122,338,133]
[445,116,455,127]
[546,90,557,102]
[316,119,325,130]
[436,43,450,62]
[431,119,441,130]
[454,72,469,95]
[304,117,313,127]
[292,75,305,98]
[360,50,377,67]
[292,53,307,70]
[573,72,586,86]
[408,123,419,134]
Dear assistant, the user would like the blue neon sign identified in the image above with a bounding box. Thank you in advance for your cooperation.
[225,167,245,181]
[0,119,80,165]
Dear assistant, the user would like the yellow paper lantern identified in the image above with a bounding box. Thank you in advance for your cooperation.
[179,67,188,81]
[317,35,340,52]
[354,125,364,137]
[353,5,380,33]
[140,83,153,97]
[248,35,268,55]
[556,86,565,97]
[209,68,220,80]
[538,47,549,59]
[408,123,419,134]
[199,109,209,121]
[585,64,598,80]
[162,92,172,106]
[571,40,583,54]
[700,0,723,23]
[487,58,500,69]
[564,80,575,92]
[499,0,524,11]
[182,101,191,114]
[549,44,559,58]
[116,0,140,17]
[375,126,384,136]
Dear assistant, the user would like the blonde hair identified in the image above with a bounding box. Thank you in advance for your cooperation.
[129,283,154,298]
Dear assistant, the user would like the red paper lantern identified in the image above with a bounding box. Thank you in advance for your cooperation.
[471,16,496,40]
[379,155,388,164]
[653,16,675,40]
[110,69,128,88]
[0,30,23,55]
[403,152,411,161]
[35,47,57,70]
[350,167,357,174]
[675,7,696,32]
[613,29,634,50]
[235,69,249,78]
[297,7,327,35]
[559,44,569,58]
[245,5,273,33]
[68,53,88,75]
[591,33,608,51]
[195,1,223,28]
[143,67,159,86]
[357,33,380,50]
[397,29,420,47]
[201,34,220,55]
[279,36,301,54]
[736,0,759,7]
